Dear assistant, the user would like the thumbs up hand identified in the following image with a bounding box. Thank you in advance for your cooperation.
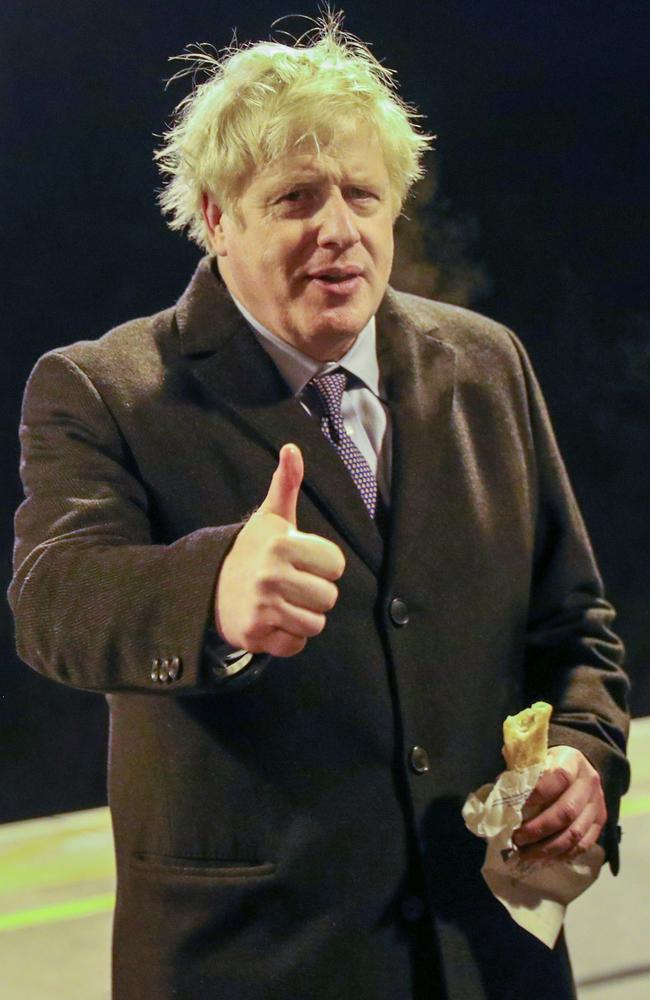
[214,444,346,658]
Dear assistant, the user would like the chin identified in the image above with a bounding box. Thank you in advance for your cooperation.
[315,302,372,335]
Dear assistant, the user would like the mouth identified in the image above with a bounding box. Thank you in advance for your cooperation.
[307,268,364,295]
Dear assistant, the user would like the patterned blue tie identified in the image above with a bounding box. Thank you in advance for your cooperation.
[309,369,378,518]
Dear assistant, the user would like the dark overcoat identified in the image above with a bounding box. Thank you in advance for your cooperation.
[10,257,630,999]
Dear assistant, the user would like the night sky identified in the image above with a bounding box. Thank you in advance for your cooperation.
[2,1,648,820]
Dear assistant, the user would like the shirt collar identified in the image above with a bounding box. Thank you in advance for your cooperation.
[231,294,382,399]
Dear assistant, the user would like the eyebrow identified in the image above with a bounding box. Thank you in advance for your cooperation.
[261,167,383,201]
[264,167,336,193]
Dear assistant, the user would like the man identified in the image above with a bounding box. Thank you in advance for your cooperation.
[9,18,629,1000]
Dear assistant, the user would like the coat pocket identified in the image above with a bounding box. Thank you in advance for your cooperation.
[130,852,275,878]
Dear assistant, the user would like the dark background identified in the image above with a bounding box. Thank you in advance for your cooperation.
[2,1,648,823]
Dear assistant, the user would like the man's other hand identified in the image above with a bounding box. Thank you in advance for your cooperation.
[214,443,346,658]
[512,745,607,863]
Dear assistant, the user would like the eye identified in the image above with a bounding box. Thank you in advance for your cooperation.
[279,188,309,203]
[347,187,376,200]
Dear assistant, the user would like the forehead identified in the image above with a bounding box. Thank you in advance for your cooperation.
[244,129,390,198]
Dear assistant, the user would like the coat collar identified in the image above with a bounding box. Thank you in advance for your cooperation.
[176,256,243,355]
[176,257,456,582]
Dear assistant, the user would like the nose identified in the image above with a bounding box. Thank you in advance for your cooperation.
[316,189,361,250]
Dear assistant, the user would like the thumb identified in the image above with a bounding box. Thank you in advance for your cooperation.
[258,443,304,525]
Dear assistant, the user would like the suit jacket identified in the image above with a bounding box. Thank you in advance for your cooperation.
[9,256,630,1000]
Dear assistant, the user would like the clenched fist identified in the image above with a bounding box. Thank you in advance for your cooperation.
[215,444,346,658]
[513,745,607,863]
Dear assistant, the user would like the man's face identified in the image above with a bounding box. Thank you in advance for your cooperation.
[205,129,395,361]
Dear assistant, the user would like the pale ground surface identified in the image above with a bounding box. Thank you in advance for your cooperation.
[565,716,650,999]
[1,718,648,1000]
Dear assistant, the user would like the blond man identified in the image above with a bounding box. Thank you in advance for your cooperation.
[10,17,629,1000]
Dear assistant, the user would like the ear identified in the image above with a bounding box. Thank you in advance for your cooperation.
[202,192,228,256]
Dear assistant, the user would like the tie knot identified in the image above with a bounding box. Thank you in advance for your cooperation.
[310,369,347,416]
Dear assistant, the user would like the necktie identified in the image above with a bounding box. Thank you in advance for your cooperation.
[308,369,378,518]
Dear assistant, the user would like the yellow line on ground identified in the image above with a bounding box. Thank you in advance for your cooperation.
[0,892,115,933]
[620,793,650,819]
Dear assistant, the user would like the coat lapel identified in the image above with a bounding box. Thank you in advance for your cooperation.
[376,289,456,587]
[176,258,384,574]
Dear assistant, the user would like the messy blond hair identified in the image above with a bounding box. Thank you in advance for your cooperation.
[155,12,433,250]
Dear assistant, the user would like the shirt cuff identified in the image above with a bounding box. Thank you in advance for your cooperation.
[203,628,270,688]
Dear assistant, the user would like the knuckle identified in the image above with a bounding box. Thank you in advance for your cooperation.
[558,800,579,826]
[255,568,284,595]
[580,755,597,777]
[255,571,275,594]
[567,824,585,847]
[269,535,290,560]
[588,773,603,798]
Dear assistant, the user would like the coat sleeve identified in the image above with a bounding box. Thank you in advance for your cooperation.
[8,349,262,695]
[508,332,630,870]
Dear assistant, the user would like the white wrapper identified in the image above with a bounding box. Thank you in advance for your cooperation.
[462,763,605,948]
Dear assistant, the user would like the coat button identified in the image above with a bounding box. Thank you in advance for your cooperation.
[401,896,426,922]
[409,746,430,774]
[389,597,409,626]
[159,659,170,682]
[150,658,161,683]
[168,656,182,681]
